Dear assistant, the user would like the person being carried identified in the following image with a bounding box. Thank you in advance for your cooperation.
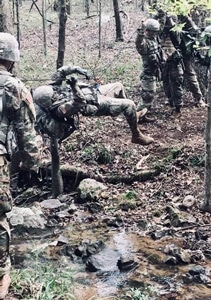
[33,64,154,146]
[0,33,40,299]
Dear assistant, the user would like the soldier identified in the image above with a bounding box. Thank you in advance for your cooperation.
[135,18,162,122]
[154,11,184,115]
[33,65,154,145]
[0,33,39,298]
[194,25,211,90]
[178,14,206,107]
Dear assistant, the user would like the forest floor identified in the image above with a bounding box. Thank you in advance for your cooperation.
[5,1,211,299]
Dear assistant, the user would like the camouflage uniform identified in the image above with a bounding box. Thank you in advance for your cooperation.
[178,15,205,106]
[0,33,39,298]
[135,18,161,113]
[155,12,184,112]
[34,66,154,145]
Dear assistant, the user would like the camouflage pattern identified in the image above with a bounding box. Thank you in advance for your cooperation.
[135,21,161,111]
[159,16,184,109]
[33,85,54,109]
[0,33,20,62]
[35,81,141,142]
[183,58,203,102]
[0,64,39,278]
[51,65,89,84]
[80,83,140,136]
[0,156,11,277]
[177,16,204,103]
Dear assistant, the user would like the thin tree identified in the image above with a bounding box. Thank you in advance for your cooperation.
[56,0,67,69]
[0,0,13,33]
[98,0,102,58]
[50,0,67,197]
[113,0,124,42]
[42,0,47,56]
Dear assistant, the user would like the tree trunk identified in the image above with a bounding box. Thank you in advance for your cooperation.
[85,0,90,17]
[50,137,63,197]
[0,0,13,33]
[42,0,47,56]
[15,0,20,45]
[202,64,211,212]
[98,0,101,58]
[112,0,124,42]
[56,0,67,69]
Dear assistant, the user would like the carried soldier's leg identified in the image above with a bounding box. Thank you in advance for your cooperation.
[99,82,127,99]
[137,75,157,123]
[0,156,12,299]
[94,95,154,145]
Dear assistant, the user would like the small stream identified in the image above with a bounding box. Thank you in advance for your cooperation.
[11,224,211,300]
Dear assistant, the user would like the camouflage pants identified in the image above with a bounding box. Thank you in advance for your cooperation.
[98,82,127,99]
[82,93,138,131]
[136,74,157,111]
[183,59,203,101]
[162,61,184,108]
[0,155,12,277]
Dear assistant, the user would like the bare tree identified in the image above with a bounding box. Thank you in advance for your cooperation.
[0,0,13,33]
[42,0,47,56]
[202,66,211,212]
[56,0,67,69]
[113,0,124,42]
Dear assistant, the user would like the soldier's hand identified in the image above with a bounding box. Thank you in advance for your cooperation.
[51,69,66,84]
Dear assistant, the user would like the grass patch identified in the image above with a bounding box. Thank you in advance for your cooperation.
[11,263,75,300]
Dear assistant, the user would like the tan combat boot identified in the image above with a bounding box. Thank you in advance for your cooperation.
[136,108,148,123]
[0,274,11,299]
[131,130,154,145]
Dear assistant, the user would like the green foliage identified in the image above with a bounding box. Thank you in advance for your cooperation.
[188,154,205,166]
[152,147,182,171]
[11,263,75,300]
[117,285,158,300]
[122,190,138,201]
[80,144,114,164]
[151,0,209,17]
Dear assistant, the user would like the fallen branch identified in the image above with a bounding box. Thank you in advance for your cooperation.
[40,162,160,184]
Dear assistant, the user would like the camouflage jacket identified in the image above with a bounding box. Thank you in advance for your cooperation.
[0,65,39,169]
[135,27,161,77]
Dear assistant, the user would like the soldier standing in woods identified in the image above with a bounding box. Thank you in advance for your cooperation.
[177,14,206,107]
[33,64,154,145]
[0,33,39,299]
[135,18,163,122]
[154,10,184,115]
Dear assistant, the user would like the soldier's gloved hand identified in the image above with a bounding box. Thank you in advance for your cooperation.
[78,68,90,80]
[51,69,66,85]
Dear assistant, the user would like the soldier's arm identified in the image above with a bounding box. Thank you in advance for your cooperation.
[4,77,39,170]
[135,20,148,54]
[51,65,90,83]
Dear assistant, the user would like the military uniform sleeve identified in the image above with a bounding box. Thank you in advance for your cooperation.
[4,77,39,170]
[135,25,148,55]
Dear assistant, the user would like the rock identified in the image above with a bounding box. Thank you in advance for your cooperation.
[86,246,120,272]
[117,256,138,271]
[188,265,206,276]
[165,205,196,227]
[77,178,107,203]
[40,198,64,209]
[181,195,196,209]
[7,206,47,235]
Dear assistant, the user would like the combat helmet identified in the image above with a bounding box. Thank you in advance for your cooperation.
[0,33,20,62]
[33,85,54,109]
[145,18,160,32]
